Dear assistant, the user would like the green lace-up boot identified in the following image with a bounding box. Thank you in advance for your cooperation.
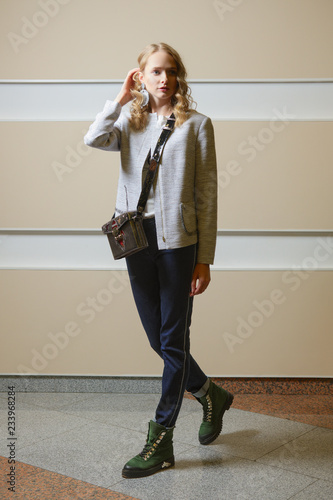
[122,420,175,478]
[195,380,234,445]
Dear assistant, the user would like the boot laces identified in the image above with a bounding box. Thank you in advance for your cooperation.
[203,394,213,422]
[139,431,166,461]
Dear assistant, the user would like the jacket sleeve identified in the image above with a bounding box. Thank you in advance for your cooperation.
[84,100,123,151]
[194,116,218,265]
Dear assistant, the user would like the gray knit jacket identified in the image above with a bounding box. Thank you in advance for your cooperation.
[84,100,217,264]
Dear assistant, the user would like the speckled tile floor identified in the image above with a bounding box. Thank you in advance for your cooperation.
[0,383,332,500]
[186,378,333,430]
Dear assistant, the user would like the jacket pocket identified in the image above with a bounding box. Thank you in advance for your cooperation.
[180,202,197,236]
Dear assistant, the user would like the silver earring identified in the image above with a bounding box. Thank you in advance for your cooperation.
[140,83,149,107]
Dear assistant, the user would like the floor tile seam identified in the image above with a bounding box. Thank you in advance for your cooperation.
[216,406,324,430]
[249,411,333,420]
[313,423,333,430]
[31,405,148,426]
[230,402,320,420]
[9,458,121,492]
[255,458,330,482]
[55,397,333,420]
[2,457,61,478]
[254,426,333,464]
[13,420,93,453]
[3,458,52,479]
[64,419,153,437]
[8,392,333,412]
[0,452,316,484]
[321,477,333,484]
[229,409,333,430]
[181,405,332,431]
[104,477,138,492]
[287,425,328,439]
[175,413,200,421]
[285,478,319,500]
[233,453,320,480]
[221,450,297,466]
[50,406,123,421]
[170,442,200,455]
[53,397,163,415]
[261,454,333,483]
[234,407,319,425]
[289,421,333,431]
[97,421,149,434]
[58,407,160,420]
[26,463,110,490]
[4,458,131,498]
[49,393,111,410]
[173,445,262,465]
[17,393,104,411]
[159,446,322,479]
[8,400,102,414]
[48,413,164,435]
[251,426,320,462]
[178,406,200,415]
[15,393,105,411]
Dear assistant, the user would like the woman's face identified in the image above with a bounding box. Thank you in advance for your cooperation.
[140,50,178,105]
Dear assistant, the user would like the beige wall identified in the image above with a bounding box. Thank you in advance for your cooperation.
[1,121,333,230]
[1,0,332,377]
[1,270,332,377]
[1,0,333,79]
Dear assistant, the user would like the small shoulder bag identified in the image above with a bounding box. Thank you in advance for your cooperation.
[102,114,175,260]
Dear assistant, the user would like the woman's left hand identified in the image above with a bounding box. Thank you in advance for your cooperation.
[190,263,211,296]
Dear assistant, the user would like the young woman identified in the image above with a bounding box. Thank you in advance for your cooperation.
[84,43,233,479]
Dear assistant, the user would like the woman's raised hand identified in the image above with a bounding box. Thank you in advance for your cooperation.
[115,68,140,106]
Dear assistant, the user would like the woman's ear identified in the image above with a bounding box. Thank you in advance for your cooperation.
[138,72,144,84]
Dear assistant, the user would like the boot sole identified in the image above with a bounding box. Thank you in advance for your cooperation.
[122,456,175,478]
[199,391,234,445]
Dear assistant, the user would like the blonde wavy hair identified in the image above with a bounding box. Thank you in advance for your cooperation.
[129,43,195,131]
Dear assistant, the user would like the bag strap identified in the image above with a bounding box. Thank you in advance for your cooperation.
[136,113,175,214]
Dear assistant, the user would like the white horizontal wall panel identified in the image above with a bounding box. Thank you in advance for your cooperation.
[0,81,333,121]
[1,230,333,271]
